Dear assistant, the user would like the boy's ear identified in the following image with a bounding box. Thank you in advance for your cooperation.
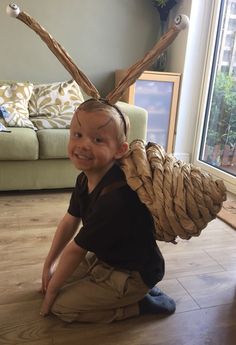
[114,142,129,159]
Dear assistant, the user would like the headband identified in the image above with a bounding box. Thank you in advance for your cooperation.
[79,98,128,137]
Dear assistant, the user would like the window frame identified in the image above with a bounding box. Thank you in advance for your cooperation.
[192,0,236,193]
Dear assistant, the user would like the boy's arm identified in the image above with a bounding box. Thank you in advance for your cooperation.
[41,212,81,293]
[40,241,87,316]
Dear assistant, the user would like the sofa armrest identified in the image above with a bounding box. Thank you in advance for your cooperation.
[116,101,147,143]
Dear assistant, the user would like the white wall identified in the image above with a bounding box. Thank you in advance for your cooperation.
[167,0,215,162]
[0,0,159,96]
[2,0,212,163]
[167,0,192,73]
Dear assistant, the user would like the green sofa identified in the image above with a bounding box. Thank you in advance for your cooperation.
[0,102,147,191]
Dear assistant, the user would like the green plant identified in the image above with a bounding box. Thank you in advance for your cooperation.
[153,0,169,7]
[152,0,178,21]
[206,72,236,148]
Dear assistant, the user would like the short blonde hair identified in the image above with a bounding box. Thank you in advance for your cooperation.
[76,98,130,143]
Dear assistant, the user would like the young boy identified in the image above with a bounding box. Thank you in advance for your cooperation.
[40,99,176,322]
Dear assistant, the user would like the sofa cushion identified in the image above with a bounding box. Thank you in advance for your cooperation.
[28,80,84,118]
[0,82,36,130]
[37,129,69,159]
[30,114,72,130]
[0,127,39,160]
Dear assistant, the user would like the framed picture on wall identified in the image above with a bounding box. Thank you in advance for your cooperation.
[115,70,181,153]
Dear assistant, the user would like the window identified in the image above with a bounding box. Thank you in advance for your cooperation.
[225,34,234,47]
[230,1,236,14]
[221,65,230,73]
[198,0,236,190]
[228,18,236,30]
[223,49,232,61]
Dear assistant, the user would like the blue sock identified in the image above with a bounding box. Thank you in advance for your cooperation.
[139,292,176,315]
[148,286,162,296]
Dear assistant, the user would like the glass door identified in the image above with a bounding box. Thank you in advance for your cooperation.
[194,0,236,193]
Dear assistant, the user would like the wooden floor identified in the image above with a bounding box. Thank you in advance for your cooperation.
[0,190,236,345]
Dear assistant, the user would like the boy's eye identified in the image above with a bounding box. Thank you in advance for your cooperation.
[94,137,103,143]
[74,132,82,138]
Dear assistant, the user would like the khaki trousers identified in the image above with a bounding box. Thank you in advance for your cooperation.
[51,253,149,323]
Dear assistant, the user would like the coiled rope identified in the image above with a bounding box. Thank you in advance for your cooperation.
[121,140,227,243]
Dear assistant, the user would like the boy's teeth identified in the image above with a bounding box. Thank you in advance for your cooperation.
[76,153,90,159]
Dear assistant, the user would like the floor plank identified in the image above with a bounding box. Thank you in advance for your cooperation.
[178,270,236,308]
[0,190,236,345]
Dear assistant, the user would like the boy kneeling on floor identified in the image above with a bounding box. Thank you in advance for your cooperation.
[40,99,176,323]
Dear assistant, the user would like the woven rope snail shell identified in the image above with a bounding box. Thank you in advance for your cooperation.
[120,140,227,243]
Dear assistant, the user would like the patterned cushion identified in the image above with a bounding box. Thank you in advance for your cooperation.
[0,82,36,130]
[0,111,5,125]
[28,80,84,118]
[30,114,73,130]
[0,105,8,126]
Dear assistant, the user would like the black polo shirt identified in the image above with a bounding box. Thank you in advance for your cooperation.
[68,164,164,288]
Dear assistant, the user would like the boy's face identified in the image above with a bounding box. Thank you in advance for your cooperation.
[68,109,128,179]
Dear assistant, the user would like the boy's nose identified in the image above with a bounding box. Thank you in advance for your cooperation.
[78,136,91,150]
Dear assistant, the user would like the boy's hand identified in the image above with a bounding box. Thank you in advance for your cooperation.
[40,242,87,316]
[40,288,58,316]
[41,264,55,294]
[41,267,51,295]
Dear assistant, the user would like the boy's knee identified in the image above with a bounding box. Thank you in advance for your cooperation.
[51,301,77,323]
